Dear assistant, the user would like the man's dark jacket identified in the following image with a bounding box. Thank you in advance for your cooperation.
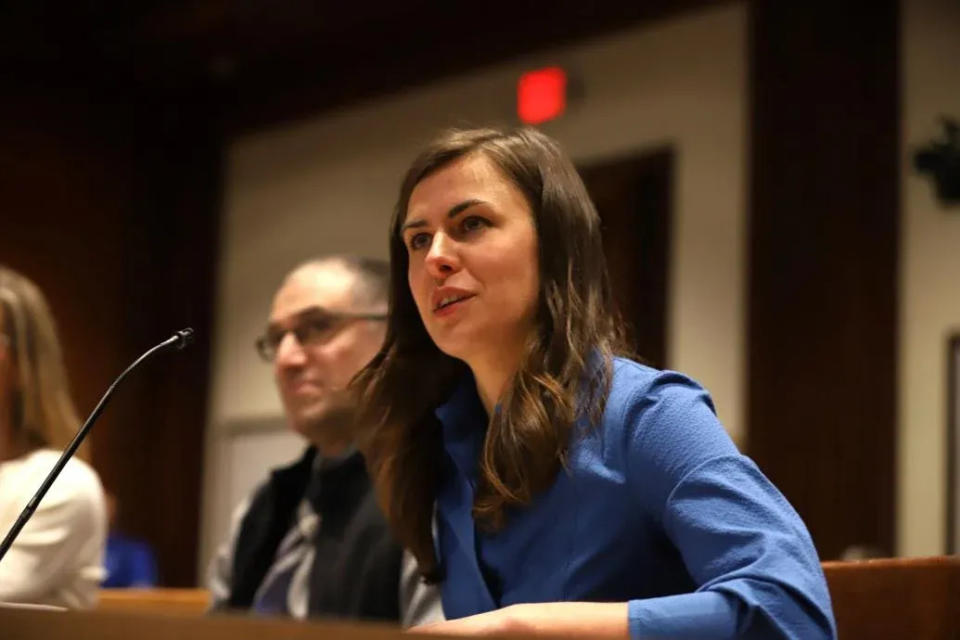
[222,447,401,621]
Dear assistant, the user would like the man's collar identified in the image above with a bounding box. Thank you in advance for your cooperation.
[312,444,359,472]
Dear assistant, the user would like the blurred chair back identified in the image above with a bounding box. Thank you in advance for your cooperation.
[822,556,960,639]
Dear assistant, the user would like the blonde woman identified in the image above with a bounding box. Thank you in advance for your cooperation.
[0,266,106,608]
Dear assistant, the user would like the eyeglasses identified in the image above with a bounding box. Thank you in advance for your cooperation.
[255,307,387,362]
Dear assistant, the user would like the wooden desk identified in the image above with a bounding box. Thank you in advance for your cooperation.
[1,607,413,640]
[823,555,960,639]
[97,588,210,615]
[12,556,955,638]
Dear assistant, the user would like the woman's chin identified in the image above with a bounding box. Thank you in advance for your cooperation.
[432,333,480,363]
[430,324,527,368]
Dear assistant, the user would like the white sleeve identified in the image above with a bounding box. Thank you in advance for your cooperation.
[0,459,106,607]
[398,549,444,628]
[207,494,252,610]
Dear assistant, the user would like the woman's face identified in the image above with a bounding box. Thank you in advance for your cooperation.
[402,153,540,369]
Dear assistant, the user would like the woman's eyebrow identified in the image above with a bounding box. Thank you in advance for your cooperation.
[401,199,486,233]
[446,199,485,219]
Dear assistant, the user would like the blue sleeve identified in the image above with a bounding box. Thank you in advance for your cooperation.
[130,542,159,587]
[620,369,836,640]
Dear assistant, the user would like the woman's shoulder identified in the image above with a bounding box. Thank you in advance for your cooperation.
[596,358,741,505]
[22,449,105,505]
[26,448,101,478]
[607,356,715,415]
[601,357,735,463]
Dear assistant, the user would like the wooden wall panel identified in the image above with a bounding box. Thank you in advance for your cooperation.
[0,90,220,585]
[748,0,899,558]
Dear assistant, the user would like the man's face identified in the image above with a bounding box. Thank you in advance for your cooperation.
[267,264,385,446]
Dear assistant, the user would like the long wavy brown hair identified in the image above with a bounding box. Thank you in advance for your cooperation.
[355,127,624,581]
[0,266,85,461]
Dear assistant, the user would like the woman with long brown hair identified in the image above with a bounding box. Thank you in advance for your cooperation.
[0,266,106,608]
[357,128,835,638]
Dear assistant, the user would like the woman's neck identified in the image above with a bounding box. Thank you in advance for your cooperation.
[467,350,523,417]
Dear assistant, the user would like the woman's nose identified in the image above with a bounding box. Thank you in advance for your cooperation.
[424,232,459,280]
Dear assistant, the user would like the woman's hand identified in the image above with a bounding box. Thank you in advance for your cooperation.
[409,602,629,638]
[411,606,517,636]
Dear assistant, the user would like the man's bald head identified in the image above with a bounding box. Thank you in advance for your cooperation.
[285,256,389,312]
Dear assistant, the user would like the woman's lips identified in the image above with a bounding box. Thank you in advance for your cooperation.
[433,294,475,317]
[289,380,322,395]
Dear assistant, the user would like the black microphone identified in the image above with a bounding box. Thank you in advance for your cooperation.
[0,328,195,564]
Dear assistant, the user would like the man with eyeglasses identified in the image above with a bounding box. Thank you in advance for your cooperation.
[208,256,441,626]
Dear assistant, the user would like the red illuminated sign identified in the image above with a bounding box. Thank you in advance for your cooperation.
[517,67,567,125]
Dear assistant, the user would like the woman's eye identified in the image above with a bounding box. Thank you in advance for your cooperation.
[408,233,431,251]
[461,216,487,233]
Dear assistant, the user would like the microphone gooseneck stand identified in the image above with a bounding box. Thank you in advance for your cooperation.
[0,328,194,564]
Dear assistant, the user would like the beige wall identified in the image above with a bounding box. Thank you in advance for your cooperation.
[898,0,960,557]
[199,3,747,576]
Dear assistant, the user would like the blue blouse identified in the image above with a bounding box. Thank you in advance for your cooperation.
[434,358,836,639]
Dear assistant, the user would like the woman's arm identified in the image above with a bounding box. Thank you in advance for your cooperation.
[618,371,836,639]
[412,601,628,637]
[411,595,742,638]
